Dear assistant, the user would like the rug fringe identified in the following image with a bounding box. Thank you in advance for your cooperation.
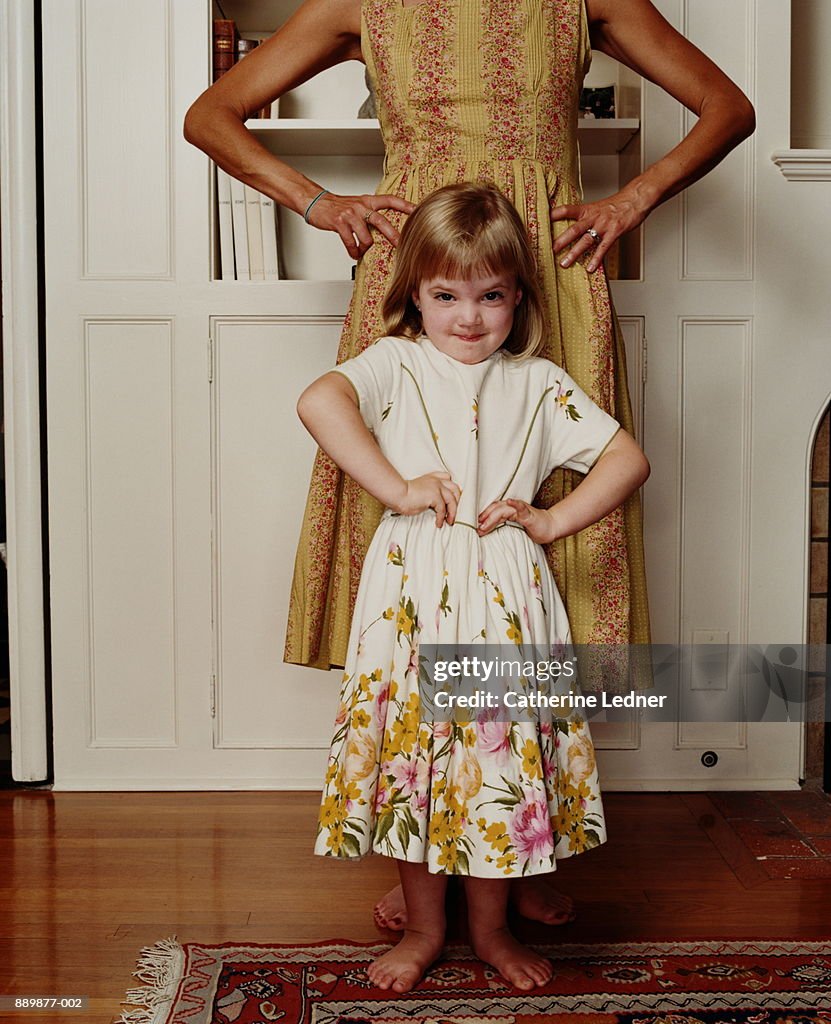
[115,937,184,1024]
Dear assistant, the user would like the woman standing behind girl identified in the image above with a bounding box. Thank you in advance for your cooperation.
[297,183,650,993]
[186,0,753,933]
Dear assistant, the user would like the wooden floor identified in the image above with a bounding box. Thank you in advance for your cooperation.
[1,789,831,1023]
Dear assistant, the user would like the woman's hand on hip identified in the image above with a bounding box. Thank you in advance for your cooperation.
[550,187,650,274]
[306,191,416,259]
[395,472,461,527]
[477,499,558,544]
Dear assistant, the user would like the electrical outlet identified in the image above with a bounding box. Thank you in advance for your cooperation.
[690,629,730,691]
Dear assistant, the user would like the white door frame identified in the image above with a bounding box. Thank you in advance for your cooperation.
[0,0,49,782]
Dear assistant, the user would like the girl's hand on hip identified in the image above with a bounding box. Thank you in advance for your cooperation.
[398,472,461,527]
[477,499,557,544]
[550,188,650,273]
[305,191,415,259]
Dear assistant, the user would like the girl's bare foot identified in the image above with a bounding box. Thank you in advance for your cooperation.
[367,929,445,993]
[373,879,575,931]
[471,925,553,991]
[511,876,576,925]
[373,884,408,931]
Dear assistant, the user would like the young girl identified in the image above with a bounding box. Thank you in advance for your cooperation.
[297,183,650,994]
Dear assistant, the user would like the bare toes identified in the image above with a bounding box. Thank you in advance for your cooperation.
[392,969,421,993]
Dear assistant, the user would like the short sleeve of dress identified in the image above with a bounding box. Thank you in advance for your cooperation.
[330,336,400,435]
[544,367,621,475]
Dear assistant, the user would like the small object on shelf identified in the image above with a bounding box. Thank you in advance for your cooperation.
[357,70,377,119]
[212,19,237,83]
[216,167,236,281]
[579,85,616,119]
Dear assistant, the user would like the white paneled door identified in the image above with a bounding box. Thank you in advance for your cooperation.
[40,0,804,788]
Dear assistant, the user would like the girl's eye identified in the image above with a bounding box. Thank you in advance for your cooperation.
[434,293,455,302]
[484,291,504,301]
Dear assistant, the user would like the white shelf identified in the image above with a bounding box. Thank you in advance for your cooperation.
[578,118,641,156]
[248,119,385,156]
[246,118,641,157]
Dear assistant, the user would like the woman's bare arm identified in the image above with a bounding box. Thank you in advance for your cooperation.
[183,0,413,257]
[553,0,755,272]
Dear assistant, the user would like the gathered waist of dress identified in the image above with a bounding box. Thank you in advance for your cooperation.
[381,508,528,537]
[378,153,579,203]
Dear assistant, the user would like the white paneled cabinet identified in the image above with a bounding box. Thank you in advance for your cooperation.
[41,0,806,789]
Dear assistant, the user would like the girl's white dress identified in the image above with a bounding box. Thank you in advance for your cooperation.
[314,335,619,877]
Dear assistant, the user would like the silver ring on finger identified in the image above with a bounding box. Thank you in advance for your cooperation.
[585,228,602,244]
[364,210,374,224]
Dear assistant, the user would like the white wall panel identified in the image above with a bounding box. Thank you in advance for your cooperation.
[679,319,751,644]
[212,318,343,749]
[85,320,177,745]
[82,0,172,278]
[677,319,751,750]
[680,0,755,281]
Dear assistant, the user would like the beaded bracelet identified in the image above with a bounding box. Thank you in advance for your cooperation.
[303,188,330,224]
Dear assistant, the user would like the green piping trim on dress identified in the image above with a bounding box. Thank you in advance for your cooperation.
[497,386,555,500]
[401,363,451,472]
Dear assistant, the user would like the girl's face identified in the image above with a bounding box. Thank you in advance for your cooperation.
[412,270,522,365]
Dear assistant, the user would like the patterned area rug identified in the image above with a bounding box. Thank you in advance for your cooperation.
[116,938,831,1024]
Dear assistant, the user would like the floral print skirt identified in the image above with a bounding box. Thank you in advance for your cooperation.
[314,511,607,878]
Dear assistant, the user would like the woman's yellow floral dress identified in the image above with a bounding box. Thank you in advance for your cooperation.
[285,0,651,679]
[314,335,616,876]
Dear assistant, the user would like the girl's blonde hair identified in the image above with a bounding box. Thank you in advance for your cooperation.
[381,183,547,359]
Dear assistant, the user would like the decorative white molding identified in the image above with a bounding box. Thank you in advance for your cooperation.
[210,316,345,752]
[80,0,174,279]
[0,0,49,782]
[83,318,179,749]
[51,775,801,792]
[771,150,831,181]
[678,318,753,648]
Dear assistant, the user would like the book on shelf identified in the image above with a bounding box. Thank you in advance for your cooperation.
[244,185,265,281]
[216,172,281,282]
[260,194,281,281]
[212,19,237,82]
[216,168,235,281]
[229,176,249,281]
[213,21,273,117]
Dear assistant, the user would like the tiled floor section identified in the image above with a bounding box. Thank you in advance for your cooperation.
[711,788,831,879]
